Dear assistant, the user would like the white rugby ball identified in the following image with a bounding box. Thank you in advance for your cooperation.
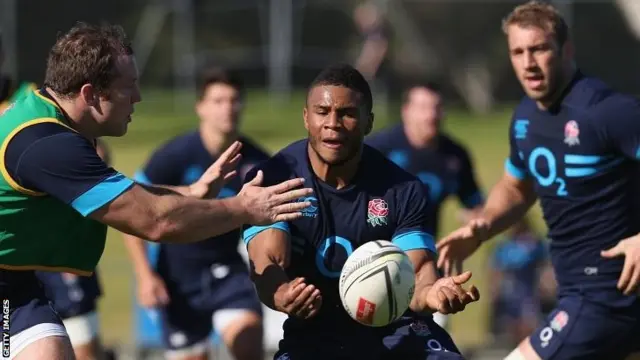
[339,240,415,327]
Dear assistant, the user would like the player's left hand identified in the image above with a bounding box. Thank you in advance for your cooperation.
[189,141,243,199]
[601,233,640,295]
[424,271,480,314]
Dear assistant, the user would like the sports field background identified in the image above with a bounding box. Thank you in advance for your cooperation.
[98,89,547,352]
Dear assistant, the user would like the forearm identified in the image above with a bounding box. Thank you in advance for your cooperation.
[481,176,535,240]
[409,263,438,314]
[407,250,439,313]
[94,184,249,244]
[251,260,291,311]
[122,233,155,278]
[153,193,248,243]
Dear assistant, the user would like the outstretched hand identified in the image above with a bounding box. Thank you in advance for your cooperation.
[189,141,243,199]
[239,170,314,225]
[425,271,480,314]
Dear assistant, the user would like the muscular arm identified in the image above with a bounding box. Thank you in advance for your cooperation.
[91,183,248,243]
[6,124,253,244]
[246,228,291,311]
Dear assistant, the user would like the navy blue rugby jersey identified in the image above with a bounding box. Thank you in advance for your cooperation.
[506,71,640,307]
[367,125,483,235]
[242,139,435,346]
[135,131,269,270]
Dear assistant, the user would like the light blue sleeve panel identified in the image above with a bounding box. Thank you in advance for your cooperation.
[133,170,152,185]
[392,230,436,254]
[242,222,290,246]
[71,173,135,217]
[505,158,527,180]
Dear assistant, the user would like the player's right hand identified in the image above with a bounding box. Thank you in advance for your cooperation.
[436,218,490,276]
[136,271,170,308]
[239,170,313,225]
[274,277,322,319]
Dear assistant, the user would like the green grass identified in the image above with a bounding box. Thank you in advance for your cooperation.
[97,89,547,349]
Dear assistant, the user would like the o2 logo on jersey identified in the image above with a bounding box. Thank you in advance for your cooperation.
[527,147,568,197]
[315,236,353,278]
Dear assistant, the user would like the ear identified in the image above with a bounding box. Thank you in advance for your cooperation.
[364,112,374,136]
[79,84,98,106]
[303,106,309,131]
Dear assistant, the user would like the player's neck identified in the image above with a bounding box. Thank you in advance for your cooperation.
[307,143,361,190]
[198,124,238,157]
[45,87,97,142]
[536,67,577,110]
[404,126,438,149]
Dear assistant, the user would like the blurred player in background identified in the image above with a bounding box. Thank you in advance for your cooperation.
[489,217,550,348]
[437,1,640,359]
[0,30,36,112]
[36,139,112,360]
[0,22,312,360]
[124,67,268,360]
[366,82,484,329]
[244,63,479,360]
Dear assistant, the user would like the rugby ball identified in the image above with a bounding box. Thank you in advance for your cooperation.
[339,240,415,327]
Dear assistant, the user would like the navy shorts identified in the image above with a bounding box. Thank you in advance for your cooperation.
[0,270,63,336]
[274,316,462,360]
[158,262,262,350]
[530,294,640,360]
[36,270,102,319]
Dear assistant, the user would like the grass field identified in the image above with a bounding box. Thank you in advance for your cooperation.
[97,89,547,351]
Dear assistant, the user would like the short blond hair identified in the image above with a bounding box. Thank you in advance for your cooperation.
[502,1,569,46]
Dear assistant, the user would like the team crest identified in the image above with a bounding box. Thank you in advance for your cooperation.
[550,310,568,332]
[564,120,580,146]
[367,199,388,227]
[410,320,431,337]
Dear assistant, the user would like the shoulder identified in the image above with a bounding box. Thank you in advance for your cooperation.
[365,125,402,148]
[439,134,472,158]
[150,131,199,158]
[239,135,271,160]
[562,75,640,119]
[245,139,306,185]
[362,144,423,194]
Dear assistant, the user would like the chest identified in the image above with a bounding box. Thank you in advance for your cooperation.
[513,112,616,197]
[387,148,461,202]
[288,187,397,278]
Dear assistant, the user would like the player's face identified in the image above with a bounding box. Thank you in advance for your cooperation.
[196,83,243,136]
[401,87,443,141]
[304,85,373,166]
[92,55,142,137]
[507,24,565,102]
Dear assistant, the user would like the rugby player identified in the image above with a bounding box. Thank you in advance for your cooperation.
[125,67,267,360]
[366,82,484,329]
[243,63,479,360]
[437,2,640,359]
[0,22,312,360]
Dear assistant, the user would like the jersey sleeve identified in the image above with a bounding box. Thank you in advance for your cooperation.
[133,141,184,186]
[455,148,484,208]
[505,117,529,180]
[241,156,293,246]
[392,180,436,254]
[598,95,640,161]
[3,122,133,216]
